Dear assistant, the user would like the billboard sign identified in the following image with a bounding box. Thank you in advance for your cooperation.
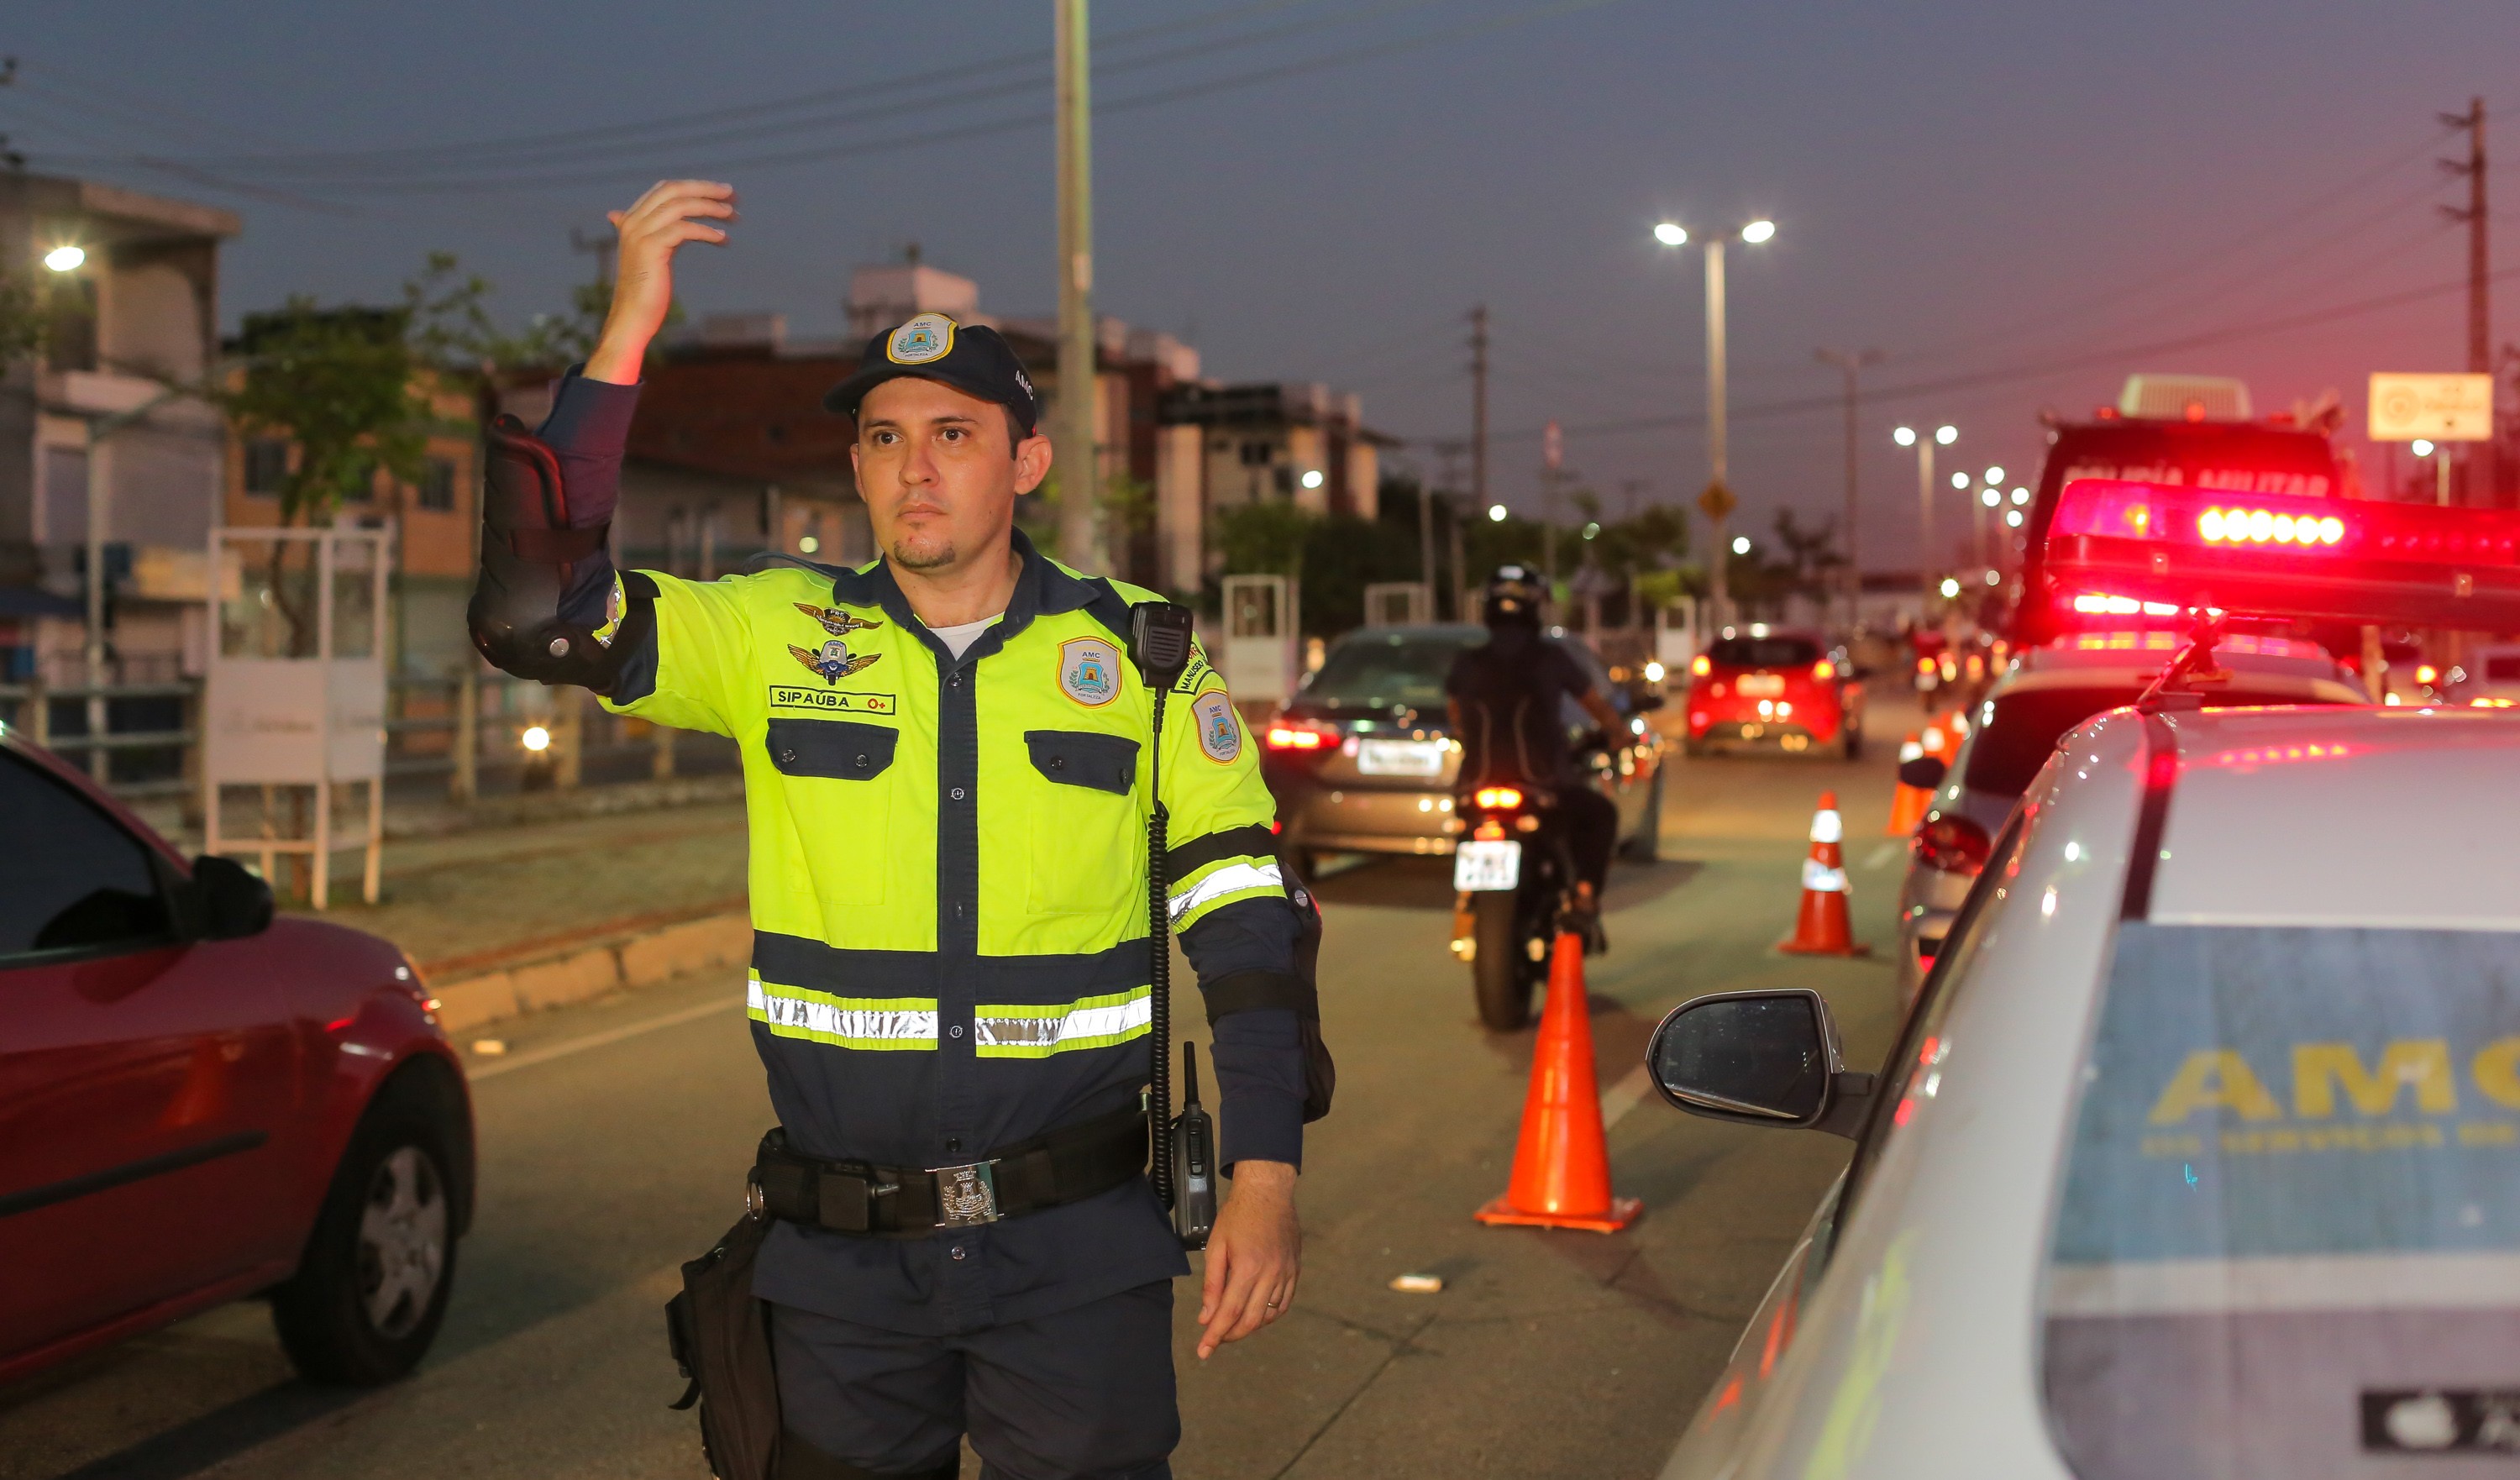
[2368,373,2494,442]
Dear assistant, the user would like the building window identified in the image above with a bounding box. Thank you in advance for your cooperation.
[1240,440,1273,467]
[417,456,457,512]
[343,458,376,503]
[244,438,290,496]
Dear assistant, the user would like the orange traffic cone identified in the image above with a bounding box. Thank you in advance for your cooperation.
[1885,729,1931,835]
[1475,932,1641,1233]
[1780,791,1868,957]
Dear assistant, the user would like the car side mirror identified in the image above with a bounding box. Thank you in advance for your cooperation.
[1646,988,1876,1138]
[1898,755,1948,790]
[190,855,275,940]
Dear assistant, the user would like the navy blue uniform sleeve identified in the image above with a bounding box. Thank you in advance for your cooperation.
[536,369,642,635]
[1181,897,1305,1171]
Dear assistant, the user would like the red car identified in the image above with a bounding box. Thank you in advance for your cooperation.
[1682,627,1864,758]
[0,732,472,1388]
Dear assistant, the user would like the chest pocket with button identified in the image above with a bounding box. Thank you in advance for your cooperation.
[767,717,898,905]
[1023,729,1141,914]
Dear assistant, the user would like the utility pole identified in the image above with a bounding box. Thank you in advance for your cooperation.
[1468,306,1489,517]
[1541,419,1562,601]
[1816,347,1882,631]
[2443,97,2492,505]
[1054,0,1100,570]
[1435,439,1464,617]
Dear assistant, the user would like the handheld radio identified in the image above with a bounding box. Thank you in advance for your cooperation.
[1170,1042,1219,1246]
[1123,601,1209,1248]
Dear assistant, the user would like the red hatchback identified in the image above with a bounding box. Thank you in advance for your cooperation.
[0,732,472,1388]
[1683,627,1864,758]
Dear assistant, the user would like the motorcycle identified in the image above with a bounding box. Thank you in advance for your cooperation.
[1449,779,1580,1032]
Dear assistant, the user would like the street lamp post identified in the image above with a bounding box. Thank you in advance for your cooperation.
[1816,347,1882,631]
[1893,424,1957,617]
[1656,217,1774,629]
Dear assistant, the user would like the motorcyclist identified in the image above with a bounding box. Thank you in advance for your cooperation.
[1444,564,1629,943]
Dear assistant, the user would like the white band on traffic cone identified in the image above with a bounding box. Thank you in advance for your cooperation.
[1898,739,1924,763]
[1802,859,1850,893]
[1809,810,1844,844]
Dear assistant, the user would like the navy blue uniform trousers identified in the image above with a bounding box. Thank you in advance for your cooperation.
[774,1282,1177,1480]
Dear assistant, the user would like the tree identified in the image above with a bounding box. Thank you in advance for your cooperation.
[0,273,44,366]
[1210,499,1315,580]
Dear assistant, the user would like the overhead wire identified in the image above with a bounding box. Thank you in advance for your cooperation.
[1474,261,2520,445]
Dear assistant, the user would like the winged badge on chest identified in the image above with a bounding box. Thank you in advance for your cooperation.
[795,603,882,638]
[790,640,883,685]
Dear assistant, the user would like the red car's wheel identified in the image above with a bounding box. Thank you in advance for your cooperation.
[271,1071,464,1386]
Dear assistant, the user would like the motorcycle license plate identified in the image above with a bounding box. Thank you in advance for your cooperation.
[1453,839,1522,891]
[1357,738,1446,777]
[1736,673,1786,697]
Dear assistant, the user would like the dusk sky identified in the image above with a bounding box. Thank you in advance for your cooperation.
[7,1,2514,574]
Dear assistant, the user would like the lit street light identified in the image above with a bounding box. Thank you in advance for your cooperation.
[1940,577,1961,599]
[45,244,86,273]
[1299,469,1325,490]
[1731,534,1751,555]
[1656,215,1777,627]
[1950,471,1969,490]
[1487,503,1508,522]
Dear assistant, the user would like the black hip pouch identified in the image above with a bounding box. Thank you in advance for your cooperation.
[666,1210,781,1480]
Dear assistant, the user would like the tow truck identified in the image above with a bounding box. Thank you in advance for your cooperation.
[1645,478,2520,1477]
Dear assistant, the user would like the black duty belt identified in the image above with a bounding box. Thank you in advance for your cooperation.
[748,1104,1148,1238]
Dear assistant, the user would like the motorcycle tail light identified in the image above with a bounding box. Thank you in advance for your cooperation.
[1912,814,1992,877]
[1473,785,1525,810]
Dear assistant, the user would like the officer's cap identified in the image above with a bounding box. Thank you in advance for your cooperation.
[824,314,1040,437]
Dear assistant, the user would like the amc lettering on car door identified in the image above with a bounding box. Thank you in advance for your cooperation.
[2042,925,2520,1470]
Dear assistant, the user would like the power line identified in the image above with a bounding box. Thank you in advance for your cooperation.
[1467,261,2520,445]
[19,0,1604,196]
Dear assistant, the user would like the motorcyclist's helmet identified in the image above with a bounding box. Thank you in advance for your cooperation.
[1481,564,1546,629]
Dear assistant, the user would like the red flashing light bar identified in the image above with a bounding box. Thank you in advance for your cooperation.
[2043,479,2520,629]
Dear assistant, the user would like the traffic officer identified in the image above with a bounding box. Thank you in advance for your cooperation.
[469,181,1305,1480]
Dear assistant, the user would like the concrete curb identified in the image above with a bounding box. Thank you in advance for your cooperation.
[429,911,751,1033]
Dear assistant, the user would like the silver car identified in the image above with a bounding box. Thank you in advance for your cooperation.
[1893,630,2368,1005]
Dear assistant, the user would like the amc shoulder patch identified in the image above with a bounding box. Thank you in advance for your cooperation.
[1192,690,1242,764]
[591,573,627,648]
[1060,637,1122,706]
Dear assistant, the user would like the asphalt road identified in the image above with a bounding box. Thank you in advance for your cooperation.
[2,704,1918,1480]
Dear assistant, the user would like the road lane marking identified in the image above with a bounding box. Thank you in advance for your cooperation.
[1602,1063,1656,1130]
[465,995,742,1082]
[1861,841,1901,871]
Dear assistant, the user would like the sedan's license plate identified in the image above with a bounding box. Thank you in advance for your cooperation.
[1736,674,1786,697]
[1453,839,1522,891]
[1357,738,1445,777]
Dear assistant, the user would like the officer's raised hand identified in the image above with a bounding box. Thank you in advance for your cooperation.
[585,179,737,385]
[1199,1160,1300,1358]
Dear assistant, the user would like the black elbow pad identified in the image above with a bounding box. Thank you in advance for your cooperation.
[467,415,629,687]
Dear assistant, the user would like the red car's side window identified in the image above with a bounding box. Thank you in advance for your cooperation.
[0,753,176,960]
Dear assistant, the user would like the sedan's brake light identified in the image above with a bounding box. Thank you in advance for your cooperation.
[1812,659,1835,681]
[1691,655,1712,677]
[1265,720,1334,751]
[1912,814,1992,877]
